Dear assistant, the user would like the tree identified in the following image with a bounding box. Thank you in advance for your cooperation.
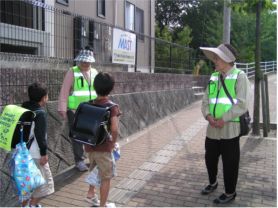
[155,25,173,70]
[175,26,192,46]
[231,11,256,62]
[180,0,224,49]
[232,0,275,136]
[261,11,277,61]
[155,0,276,75]
[155,0,185,30]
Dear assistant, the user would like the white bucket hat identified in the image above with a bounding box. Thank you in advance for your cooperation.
[200,44,236,63]
[74,49,95,63]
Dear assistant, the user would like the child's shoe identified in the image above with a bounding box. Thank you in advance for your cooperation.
[84,195,100,207]
[29,204,42,207]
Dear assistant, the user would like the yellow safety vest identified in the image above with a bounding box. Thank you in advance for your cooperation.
[68,66,98,110]
[208,68,241,121]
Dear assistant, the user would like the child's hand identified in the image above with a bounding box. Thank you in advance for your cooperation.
[40,155,48,166]
[108,141,115,152]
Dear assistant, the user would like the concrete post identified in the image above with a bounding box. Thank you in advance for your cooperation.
[264,74,270,132]
[261,78,268,137]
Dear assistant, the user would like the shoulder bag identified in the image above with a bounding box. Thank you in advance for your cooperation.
[220,74,251,137]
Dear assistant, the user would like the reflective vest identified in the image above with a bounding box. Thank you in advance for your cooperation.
[68,66,98,110]
[208,68,241,121]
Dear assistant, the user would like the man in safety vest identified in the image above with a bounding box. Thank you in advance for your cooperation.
[58,46,98,171]
[200,44,250,204]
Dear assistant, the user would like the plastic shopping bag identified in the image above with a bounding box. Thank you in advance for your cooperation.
[86,167,101,187]
[113,143,120,161]
[85,143,121,187]
[9,126,46,202]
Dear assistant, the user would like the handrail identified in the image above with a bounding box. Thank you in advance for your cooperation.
[236,61,277,78]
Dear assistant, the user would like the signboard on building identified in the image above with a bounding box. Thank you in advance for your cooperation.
[112,28,136,65]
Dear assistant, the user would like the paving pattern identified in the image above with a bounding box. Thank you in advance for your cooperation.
[41,74,277,207]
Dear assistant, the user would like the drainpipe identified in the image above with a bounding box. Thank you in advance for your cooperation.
[149,0,153,73]
[114,0,117,26]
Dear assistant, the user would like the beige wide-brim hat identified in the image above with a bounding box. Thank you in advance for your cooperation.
[74,49,95,63]
[200,44,236,63]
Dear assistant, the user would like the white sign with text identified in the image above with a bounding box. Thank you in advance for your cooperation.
[112,28,136,65]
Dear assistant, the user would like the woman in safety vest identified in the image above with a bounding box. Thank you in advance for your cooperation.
[58,46,98,172]
[200,43,250,204]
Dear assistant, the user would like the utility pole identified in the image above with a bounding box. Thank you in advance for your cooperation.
[223,0,231,43]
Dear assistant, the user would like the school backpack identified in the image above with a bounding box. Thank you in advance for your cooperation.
[70,101,117,146]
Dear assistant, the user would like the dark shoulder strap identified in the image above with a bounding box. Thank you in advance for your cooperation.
[88,100,118,109]
[220,74,234,105]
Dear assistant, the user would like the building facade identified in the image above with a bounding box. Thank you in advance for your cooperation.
[0,0,155,72]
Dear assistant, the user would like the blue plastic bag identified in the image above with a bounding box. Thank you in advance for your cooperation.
[85,143,121,187]
[113,143,120,161]
[9,126,46,202]
[85,166,101,187]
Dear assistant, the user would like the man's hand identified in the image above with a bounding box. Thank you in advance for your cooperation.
[40,155,48,166]
[58,111,67,120]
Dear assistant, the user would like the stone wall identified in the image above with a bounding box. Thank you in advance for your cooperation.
[0,68,204,107]
[0,68,209,206]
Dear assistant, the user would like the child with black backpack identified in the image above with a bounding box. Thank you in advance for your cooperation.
[83,72,121,207]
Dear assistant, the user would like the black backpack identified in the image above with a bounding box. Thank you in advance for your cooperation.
[70,101,117,146]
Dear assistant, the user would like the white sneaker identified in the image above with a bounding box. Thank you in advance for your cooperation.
[76,161,88,172]
[84,195,100,206]
[105,203,116,208]
[30,204,42,208]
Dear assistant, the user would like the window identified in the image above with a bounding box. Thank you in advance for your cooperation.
[135,7,144,40]
[97,0,105,18]
[0,44,37,55]
[0,0,45,30]
[56,0,69,6]
[73,17,94,57]
[125,1,135,31]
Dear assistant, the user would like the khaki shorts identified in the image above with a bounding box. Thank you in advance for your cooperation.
[32,160,55,198]
[88,151,115,180]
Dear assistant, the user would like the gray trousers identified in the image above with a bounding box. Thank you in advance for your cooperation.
[67,110,85,163]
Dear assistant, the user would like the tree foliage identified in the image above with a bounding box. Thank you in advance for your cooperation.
[260,11,277,61]
[180,0,224,49]
[231,0,275,13]
[155,0,276,63]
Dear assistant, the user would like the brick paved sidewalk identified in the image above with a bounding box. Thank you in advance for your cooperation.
[41,99,277,207]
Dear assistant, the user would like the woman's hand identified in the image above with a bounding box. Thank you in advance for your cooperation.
[206,115,217,128]
[215,119,225,128]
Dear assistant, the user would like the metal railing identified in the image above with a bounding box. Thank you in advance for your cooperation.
[236,61,277,78]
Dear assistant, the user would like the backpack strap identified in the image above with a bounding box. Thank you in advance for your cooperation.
[26,109,44,149]
[220,74,234,105]
[88,100,118,109]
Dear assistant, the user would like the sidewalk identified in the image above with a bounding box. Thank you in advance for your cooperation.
[41,96,277,207]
